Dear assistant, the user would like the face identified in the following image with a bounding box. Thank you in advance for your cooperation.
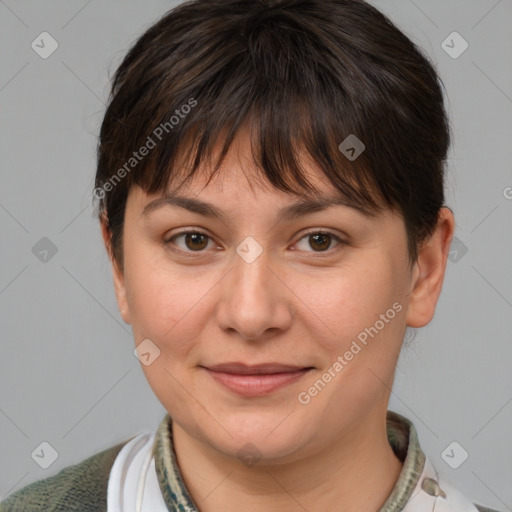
[104,131,452,464]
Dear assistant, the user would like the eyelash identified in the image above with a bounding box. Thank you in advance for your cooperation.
[164,229,347,258]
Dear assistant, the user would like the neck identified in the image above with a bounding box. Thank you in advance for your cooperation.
[171,409,403,512]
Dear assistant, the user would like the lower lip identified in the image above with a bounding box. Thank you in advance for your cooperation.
[204,368,312,397]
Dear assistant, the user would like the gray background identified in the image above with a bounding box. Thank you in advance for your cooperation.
[1,0,511,509]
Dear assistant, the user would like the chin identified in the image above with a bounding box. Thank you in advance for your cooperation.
[200,412,314,462]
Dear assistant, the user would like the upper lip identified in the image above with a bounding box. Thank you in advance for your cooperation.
[203,362,311,375]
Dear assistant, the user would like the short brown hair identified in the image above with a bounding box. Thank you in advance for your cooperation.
[94,0,450,269]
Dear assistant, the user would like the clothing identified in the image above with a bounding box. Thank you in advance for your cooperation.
[0,411,500,512]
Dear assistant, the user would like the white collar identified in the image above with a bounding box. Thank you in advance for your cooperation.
[107,432,168,512]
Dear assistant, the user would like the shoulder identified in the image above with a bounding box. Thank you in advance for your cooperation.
[0,438,133,512]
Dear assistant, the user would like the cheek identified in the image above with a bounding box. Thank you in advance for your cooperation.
[125,263,207,402]
[295,256,403,354]
[123,244,205,352]
[295,258,407,420]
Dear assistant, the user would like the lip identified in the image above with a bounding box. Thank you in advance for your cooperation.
[201,362,313,396]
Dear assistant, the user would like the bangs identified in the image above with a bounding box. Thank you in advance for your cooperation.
[100,9,396,215]
[136,100,384,215]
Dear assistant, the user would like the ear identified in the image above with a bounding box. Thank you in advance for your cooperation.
[405,207,455,328]
[100,214,131,324]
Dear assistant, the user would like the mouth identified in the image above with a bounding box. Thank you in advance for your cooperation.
[200,362,314,396]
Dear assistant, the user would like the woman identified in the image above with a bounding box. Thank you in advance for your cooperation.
[0,0,500,510]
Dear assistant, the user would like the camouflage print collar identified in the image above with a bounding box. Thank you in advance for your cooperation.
[153,413,197,512]
[378,411,426,511]
[152,410,425,512]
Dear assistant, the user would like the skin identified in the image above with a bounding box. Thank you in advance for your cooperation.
[101,129,455,512]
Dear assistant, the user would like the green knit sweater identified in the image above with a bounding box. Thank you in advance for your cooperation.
[0,440,126,511]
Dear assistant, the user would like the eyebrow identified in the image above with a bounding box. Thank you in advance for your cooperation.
[141,193,376,223]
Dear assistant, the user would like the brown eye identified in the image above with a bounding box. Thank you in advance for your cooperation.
[308,233,331,251]
[184,232,209,250]
[294,231,345,254]
[166,231,212,252]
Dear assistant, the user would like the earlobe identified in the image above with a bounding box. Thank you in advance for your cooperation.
[405,207,455,328]
[100,215,131,324]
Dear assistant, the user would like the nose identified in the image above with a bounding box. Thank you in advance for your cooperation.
[215,238,293,342]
